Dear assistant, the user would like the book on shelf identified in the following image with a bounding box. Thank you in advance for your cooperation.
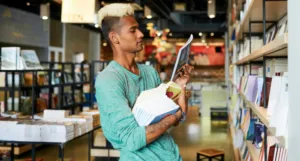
[0,47,22,70]
[275,15,287,40]
[7,73,20,87]
[266,59,288,78]
[255,77,264,105]
[267,76,282,116]
[132,81,181,126]
[259,136,287,161]
[260,77,272,107]
[245,75,258,103]
[269,74,288,140]
[20,50,43,69]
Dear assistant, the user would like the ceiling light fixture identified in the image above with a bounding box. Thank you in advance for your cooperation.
[42,16,48,20]
[146,15,152,19]
[40,3,50,20]
[207,0,215,19]
[144,5,153,19]
[26,2,30,6]
[198,32,203,36]
[209,15,215,18]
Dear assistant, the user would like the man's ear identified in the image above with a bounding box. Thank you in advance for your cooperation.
[109,32,119,44]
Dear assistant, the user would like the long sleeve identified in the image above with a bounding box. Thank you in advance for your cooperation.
[95,72,147,151]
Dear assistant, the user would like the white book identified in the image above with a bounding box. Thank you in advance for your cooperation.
[255,77,264,105]
[43,109,70,120]
[1,47,20,70]
[267,76,282,117]
[271,75,288,138]
[20,50,43,69]
[132,83,180,126]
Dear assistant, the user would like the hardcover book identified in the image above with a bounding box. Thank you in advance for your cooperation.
[20,50,43,69]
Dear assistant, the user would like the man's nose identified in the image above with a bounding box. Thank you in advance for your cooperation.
[137,29,144,38]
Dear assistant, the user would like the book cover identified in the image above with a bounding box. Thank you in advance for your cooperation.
[267,76,282,116]
[20,50,43,69]
[0,47,20,70]
[260,77,272,107]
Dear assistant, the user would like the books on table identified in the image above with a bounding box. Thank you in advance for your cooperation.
[0,109,100,142]
[132,81,181,126]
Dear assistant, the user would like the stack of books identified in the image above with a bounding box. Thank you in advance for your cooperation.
[0,109,100,143]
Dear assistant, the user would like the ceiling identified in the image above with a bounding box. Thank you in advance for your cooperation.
[0,0,228,38]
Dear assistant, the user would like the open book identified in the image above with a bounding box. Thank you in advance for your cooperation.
[170,34,193,81]
[132,82,181,126]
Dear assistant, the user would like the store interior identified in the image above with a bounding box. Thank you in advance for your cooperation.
[0,0,295,161]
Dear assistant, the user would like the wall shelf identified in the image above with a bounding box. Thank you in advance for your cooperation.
[236,0,287,40]
[235,33,288,65]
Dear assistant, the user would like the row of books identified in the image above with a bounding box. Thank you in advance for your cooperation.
[0,47,43,70]
[238,37,263,60]
[237,58,287,79]
[0,71,89,88]
[237,73,289,140]
[232,107,288,161]
[236,14,287,61]
[0,109,100,143]
[0,91,88,114]
[259,137,288,161]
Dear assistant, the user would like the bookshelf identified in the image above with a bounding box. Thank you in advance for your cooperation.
[239,124,260,161]
[236,0,287,40]
[235,33,288,64]
[0,62,94,158]
[230,79,279,137]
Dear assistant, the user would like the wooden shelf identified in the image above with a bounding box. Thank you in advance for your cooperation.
[239,90,270,126]
[240,127,260,161]
[236,0,287,40]
[235,33,288,65]
[229,125,241,161]
[245,141,260,161]
[232,81,286,147]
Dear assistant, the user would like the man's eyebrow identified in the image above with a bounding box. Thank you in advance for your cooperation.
[129,25,139,29]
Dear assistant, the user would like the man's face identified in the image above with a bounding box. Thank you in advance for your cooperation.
[114,16,144,53]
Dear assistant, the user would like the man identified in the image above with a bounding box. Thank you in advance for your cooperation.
[95,3,193,161]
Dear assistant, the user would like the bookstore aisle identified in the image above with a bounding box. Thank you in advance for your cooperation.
[226,0,300,160]
[12,106,233,161]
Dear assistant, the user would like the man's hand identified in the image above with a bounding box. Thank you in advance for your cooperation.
[174,64,194,87]
[145,64,193,145]
[174,64,193,113]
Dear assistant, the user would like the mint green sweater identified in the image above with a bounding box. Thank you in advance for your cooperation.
[95,61,182,161]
